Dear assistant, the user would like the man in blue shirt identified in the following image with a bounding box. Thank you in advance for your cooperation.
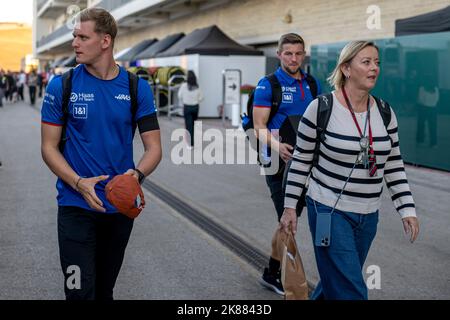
[41,8,162,300]
[253,33,320,295]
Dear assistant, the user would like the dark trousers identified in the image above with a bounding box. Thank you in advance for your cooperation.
[29,86,36,105]
[264,161,303,272]
[7,89,14,101]
[58,206,134,300]
[416,104,437,146]
[183,104,199,146]
[264,169,287,273]
[265,169,286,222]
[264,160,301,222]
[18,85,24,101]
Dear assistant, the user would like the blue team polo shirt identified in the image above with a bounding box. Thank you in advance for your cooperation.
[253,67,321,131]
[41,64,156,213]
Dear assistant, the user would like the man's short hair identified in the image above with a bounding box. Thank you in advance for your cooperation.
[277,33,305,52]
[78,8,117,42]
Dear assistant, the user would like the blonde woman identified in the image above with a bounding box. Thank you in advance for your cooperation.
[280,41,419,300]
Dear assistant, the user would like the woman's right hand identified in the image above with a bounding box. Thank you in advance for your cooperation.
[402,216,420,243]
[280,207,298,235]
[278,143,294,163]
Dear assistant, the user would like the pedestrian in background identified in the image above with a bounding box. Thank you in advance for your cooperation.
[17,70,26,101]
[28,69,38,105]
[37,71,44,98]
[178,70,203,148]
[0,69,6,107]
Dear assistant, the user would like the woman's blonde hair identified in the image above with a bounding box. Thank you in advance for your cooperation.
[327,40,379,89]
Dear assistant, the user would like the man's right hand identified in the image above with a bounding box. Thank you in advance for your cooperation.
[280,207,298,235]
[278,143,294,163]
[76,175,109,212]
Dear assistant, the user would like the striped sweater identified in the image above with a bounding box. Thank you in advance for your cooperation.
[284,91,416,218]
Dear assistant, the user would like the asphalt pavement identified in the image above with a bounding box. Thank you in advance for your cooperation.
[0,98,449,299]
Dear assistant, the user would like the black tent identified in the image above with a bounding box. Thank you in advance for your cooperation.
[157,25,263,57]
[50,56,68,68]
[395,5,450,36]
[116,39,157,61]
[61,54,77,67]
[134,33,185,60]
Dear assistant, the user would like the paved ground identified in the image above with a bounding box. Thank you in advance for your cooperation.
[0,100,277,300]
[0,98,449,299]
[145,112,450,300]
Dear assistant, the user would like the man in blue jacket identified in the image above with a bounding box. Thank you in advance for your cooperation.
[41,8,162,300]
[253,33,320,295]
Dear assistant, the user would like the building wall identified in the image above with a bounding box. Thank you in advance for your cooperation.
[114,0,450,53]
[0,23,32,71]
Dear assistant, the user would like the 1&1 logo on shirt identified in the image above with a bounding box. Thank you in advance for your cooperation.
[73,103,88,119]
[282,92,293,103]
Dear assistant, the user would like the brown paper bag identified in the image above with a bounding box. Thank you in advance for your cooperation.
[271,226,287,262]
[271,228,309,300]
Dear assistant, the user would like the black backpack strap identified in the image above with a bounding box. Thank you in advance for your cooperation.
[373,95,393,147]
[59,68,73,153]
[372,95,392,129]
[304,73,318,99]
[313,93,333,166]
[128,71,139,120]
[266,73,281,121]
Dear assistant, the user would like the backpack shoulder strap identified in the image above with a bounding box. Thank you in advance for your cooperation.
[61,68,73,121]
[266,73,281,120]
[304,73,318,99]
[312,93,333,166]
[59,68,73,153]
[372,95,392,129]
[128,71,139,120]
[316,93,333,136]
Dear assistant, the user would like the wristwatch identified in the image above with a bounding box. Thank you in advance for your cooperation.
[135,169,145,184]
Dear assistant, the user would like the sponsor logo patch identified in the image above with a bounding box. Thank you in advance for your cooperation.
[115,94,130,101]
[282,92,293,103]
[73,103,88,119]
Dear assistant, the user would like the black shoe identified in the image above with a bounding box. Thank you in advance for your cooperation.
[260,268,284,295]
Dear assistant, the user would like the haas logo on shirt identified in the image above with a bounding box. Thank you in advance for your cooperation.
[115,94,130,101]
[70,93,78,102]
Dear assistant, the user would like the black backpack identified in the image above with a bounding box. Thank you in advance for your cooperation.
[58,68,139,153]
[284,92,392,213]
[241,72,318,161]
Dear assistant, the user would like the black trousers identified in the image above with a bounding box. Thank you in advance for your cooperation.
[416,104,437,147]
[264,159,302,222]
[265,168,286,222]
[18,85,24,101]
[183,104,199,146]
[29,86,36,105]
[58,206,134,300]
[264,161,302,271]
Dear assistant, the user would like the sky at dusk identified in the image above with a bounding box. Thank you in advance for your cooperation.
[0,0,33,24]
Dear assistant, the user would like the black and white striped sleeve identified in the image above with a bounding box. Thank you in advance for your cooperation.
[383,108,416,218]
[284,99,318,209]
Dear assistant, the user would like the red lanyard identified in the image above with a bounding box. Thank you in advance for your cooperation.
[297,79,305,100]
[342,87,374,155]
